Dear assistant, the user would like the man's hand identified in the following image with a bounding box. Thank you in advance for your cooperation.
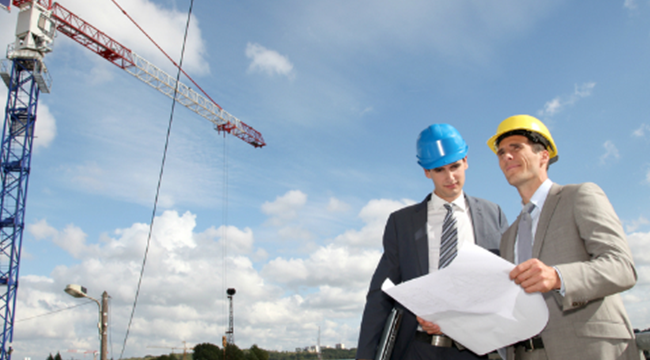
[417,316,442,335]
[510,258,561,293]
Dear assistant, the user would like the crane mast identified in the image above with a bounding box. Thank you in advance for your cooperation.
[0,1,53,357]
[0,1,264,358]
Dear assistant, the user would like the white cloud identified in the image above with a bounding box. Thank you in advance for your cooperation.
[626,216,650,233]
[574,82,596,97]
[633,124,650,137]
[360,107,374,116]
[537,82,596,118]
[624,0,638,10]
[27,219,92,259]
[334,198,415,248]
[541,98,562,116]
[599,140,620,164]
[620,230,650,328]
[246,43,295,78]
[28,219,58,240]
[15,194,404,359]
[327,197,350,213]
[261,190,308,226]
[34,103,57,151]
[0,101,56,152]
[56,0,210,76]
[262,243,380,288]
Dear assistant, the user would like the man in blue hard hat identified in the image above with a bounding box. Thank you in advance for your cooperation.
[356,124,509,360]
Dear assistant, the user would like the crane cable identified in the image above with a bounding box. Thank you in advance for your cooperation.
[108,0,223,110]
[118,0,195,358]
[222,131,229,340]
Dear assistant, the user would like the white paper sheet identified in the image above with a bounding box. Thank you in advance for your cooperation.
[382,243,548,355]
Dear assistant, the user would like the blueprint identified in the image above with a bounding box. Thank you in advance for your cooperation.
[382,243,549,355]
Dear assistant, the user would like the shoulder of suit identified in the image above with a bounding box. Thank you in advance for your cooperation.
[555,182,602,195]
[464,194,501,210]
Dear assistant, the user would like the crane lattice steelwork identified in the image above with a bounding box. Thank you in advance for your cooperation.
[0,1,264,358]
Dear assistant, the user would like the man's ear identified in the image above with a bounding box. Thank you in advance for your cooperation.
[540,150,550,167]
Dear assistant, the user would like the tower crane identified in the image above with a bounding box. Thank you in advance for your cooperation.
[0,1,265,358]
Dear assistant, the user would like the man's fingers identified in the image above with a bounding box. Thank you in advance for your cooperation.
[510,259,560,293]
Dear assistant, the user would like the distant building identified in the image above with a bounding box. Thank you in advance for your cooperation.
[335,343,345,350]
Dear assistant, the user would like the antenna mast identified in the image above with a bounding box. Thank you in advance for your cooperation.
[226,288,236,345]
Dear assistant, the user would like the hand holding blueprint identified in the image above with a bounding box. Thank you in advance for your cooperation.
[381,243,548,355]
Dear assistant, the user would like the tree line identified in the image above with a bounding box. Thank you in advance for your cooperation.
[48,342,355,360]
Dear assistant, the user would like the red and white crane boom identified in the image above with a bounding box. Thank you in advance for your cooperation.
[8,0,266,147]
[47,3,266,147]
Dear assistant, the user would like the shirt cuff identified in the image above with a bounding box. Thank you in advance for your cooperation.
[553,266,565,296]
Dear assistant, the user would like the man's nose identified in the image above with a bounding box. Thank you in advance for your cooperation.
[444,170,455,181]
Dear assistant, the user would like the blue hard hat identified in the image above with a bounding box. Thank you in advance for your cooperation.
[416,124,468,169]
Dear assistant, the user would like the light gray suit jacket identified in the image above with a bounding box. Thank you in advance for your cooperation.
[501,182,639,360]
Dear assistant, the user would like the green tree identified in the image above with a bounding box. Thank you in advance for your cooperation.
[54,353,62,360]
[194,342,222,360]
[248,345,268,360]
[151,354,179,360]
[224,343,245,360]
[46,354,54,360]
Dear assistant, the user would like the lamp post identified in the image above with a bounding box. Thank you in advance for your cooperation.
[65,284,108,360]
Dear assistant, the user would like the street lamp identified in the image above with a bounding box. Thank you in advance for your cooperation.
[65,284,109,360]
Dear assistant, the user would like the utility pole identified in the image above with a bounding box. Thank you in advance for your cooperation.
[100,291,108,360]
[64,285,109,360]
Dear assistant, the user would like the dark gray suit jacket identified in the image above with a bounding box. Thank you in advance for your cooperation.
[356,193,508,360]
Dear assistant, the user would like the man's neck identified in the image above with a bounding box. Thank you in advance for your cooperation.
[517,176,548,204]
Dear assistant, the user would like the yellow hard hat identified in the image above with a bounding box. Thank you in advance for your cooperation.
[487,114,558,160]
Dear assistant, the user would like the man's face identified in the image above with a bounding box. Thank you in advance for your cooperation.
[425,157,468,202]
[496,135,548,188]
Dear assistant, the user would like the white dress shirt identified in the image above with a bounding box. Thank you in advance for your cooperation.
[426,191,475,273]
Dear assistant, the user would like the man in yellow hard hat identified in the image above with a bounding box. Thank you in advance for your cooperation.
[487,114,639,360]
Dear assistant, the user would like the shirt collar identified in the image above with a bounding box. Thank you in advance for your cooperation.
[526,178,553,213]
[431,190,467,211]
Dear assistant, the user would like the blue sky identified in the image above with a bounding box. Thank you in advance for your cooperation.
[2,0,650,358]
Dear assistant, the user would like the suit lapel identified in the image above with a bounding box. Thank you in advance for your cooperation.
[501,222,517,263]
[533,183,562,258]
[466,195,482,246]
[414,195,430,275]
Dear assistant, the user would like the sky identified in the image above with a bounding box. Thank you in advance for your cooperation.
[2,0,650,358]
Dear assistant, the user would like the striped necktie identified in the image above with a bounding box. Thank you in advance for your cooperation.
[517,203,536,264]
[439,204,458,269]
